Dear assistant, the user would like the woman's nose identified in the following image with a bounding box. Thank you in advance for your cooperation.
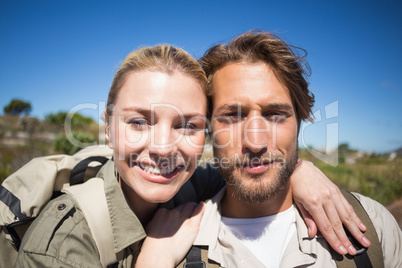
[148,123,178,157]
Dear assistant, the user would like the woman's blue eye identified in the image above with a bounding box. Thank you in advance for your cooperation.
[184,123,196,129]
[129,118,149,128]
[176,122,203,135]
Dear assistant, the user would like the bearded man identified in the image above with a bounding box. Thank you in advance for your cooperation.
[186,30,402,268]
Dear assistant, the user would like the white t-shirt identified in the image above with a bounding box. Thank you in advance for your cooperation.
[221,205,296,268]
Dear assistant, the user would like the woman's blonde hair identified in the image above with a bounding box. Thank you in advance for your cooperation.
[105,45,207,121]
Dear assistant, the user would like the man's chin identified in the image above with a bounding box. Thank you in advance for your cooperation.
[231,176,287,204]
[227,160,296,204]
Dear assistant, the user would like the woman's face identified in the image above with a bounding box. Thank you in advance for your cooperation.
[106,71,207,203]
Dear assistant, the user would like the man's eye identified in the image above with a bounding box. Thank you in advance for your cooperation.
[264,112,287,122]
[227,112,242,118]
[217,112,243,124]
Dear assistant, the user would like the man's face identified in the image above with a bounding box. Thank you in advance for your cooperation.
[211,62,299,204]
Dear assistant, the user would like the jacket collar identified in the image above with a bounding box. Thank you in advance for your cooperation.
[193,187,226,262]
[280,205,320,267]
[97,160,147,254]
[194,186,320,267]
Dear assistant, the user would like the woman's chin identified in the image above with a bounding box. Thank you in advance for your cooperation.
[135,183,182,203]
[140,192,176,204]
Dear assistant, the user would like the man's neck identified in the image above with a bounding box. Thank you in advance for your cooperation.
[220,183,293,218]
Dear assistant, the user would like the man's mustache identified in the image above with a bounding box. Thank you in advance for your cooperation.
[231,152,285,167]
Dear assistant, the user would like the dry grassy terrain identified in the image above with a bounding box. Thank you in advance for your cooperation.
[1,117,401,227]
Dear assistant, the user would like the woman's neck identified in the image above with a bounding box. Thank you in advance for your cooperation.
[120,179,159,226]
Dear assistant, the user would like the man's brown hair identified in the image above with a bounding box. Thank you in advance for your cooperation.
[199,30,315,129]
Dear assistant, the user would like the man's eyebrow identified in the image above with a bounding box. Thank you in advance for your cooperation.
[266,103,293,112]
[214,104,242,114]
[215,103,294,113]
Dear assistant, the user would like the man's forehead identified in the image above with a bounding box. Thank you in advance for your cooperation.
[213,62,272,79]
[211,62,292,110]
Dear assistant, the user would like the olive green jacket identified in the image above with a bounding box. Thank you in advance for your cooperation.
[15,160,223,268]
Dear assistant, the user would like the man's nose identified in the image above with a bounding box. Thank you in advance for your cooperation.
[242,115,270,153]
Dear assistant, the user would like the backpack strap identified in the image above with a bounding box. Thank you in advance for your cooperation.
[63,178,117,267]
[333,190,384,268]
[69,156,109,186]
[179,246,220,268]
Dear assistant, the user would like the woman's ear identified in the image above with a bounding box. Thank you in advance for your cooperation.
[104,108,113,148]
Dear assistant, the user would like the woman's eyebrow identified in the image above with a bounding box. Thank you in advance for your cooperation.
[123,106,205,120]
[122,107,152,117]
[179,113,206,120]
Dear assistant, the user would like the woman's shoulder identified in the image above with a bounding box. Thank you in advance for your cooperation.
[16,194,102,267]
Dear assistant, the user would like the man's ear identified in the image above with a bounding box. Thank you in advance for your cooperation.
[104,108,113,149]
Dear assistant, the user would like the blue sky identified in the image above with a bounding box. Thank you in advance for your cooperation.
[0,0,401,153]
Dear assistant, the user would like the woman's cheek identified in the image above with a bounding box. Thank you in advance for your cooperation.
[120,127,149,152]
[184,133,206,161]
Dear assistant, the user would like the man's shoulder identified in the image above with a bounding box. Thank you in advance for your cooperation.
[351,192,402,268]
[16,194,101,267]
[350,192,401,238]
[351,192,397,228]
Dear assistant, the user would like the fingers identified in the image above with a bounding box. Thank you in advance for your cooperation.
[189,202,205,223]
[296,202,317,237]
[338,193,371,248]
[326,189,372,253]
[303,189,371,256]
[175,202,197,215]
[299,197,350,255]
[174,202,204,219]
[317,194,355,255]
[140,202,205,267]
[146,202,205,237]
[292,160,372,255]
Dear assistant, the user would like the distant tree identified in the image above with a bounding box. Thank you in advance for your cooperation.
[338,143,350,152]
[3,99,32,116]
[54,132,96,155]
[338,143,351,164]
[70,113,95,128]
[45,111,95,129]
[45,112,68,125]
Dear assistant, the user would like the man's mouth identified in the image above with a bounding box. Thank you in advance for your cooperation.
[243,160,274,167]
[239,159,276,175]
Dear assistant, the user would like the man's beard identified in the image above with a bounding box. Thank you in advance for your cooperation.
[214,147,298,204]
